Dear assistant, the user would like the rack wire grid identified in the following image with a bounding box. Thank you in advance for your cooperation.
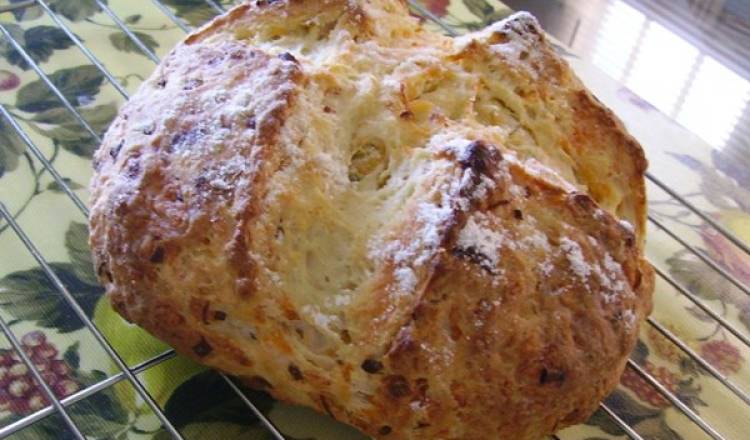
[0,0,748,439]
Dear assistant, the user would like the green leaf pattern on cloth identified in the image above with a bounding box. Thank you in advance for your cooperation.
[158,0,218,27]
[48,0,108,22]
[0,118,26,178]
[109,31,159,57]
[47,177,84,193]
[29,104,116,157]
[15,65,105,112]
[6,0,44,22]
[4,25,76,70]
[0,262,102,332]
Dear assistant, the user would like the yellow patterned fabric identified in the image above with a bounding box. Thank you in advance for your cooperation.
[0,1,747,439]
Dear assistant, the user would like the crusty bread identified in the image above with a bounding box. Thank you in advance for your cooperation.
[89,1,654,438]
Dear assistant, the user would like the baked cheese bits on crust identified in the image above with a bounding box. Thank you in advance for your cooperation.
[89,2,654,438]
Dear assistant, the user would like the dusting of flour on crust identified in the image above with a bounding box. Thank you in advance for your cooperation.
[560,237,591,282]
[456,213,507,269]
[553,236,630,303]
[372,136,503,297]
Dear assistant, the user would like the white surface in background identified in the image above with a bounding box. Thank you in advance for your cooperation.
[591,0,750,149]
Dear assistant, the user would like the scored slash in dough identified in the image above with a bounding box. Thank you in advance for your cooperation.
[89,1,654,439]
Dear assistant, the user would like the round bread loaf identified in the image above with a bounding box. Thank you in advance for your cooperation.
[89,1,654,438]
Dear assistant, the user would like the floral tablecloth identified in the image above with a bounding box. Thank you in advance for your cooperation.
[0,1,748,439]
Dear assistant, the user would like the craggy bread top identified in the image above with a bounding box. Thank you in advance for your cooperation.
[89,1,654,438]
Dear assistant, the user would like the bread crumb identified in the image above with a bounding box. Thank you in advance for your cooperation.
[331,294,352,306]
[301,304,338,328]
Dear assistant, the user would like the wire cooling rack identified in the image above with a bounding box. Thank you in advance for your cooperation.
[0,1,748,439]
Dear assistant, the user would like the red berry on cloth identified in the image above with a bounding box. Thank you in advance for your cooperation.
[701,340,744,375]
[426,0,449,16]
[21,331,46,348]
[620,362,677,408]
[0,70,20,91]
[0,331,80,415]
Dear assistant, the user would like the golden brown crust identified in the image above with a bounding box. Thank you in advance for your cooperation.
[453,13,648,246]
[89,2,654,439]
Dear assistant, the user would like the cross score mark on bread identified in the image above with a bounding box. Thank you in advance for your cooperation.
[89,1,654,439]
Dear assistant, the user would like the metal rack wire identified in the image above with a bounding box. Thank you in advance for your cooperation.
[0,1,746,439]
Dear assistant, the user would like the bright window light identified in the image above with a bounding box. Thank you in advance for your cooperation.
[676,56,750,147]
[592,0,646,81]
[625,21,699,115]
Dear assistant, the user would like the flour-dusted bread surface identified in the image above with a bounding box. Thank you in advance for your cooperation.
[89,1,654,439]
